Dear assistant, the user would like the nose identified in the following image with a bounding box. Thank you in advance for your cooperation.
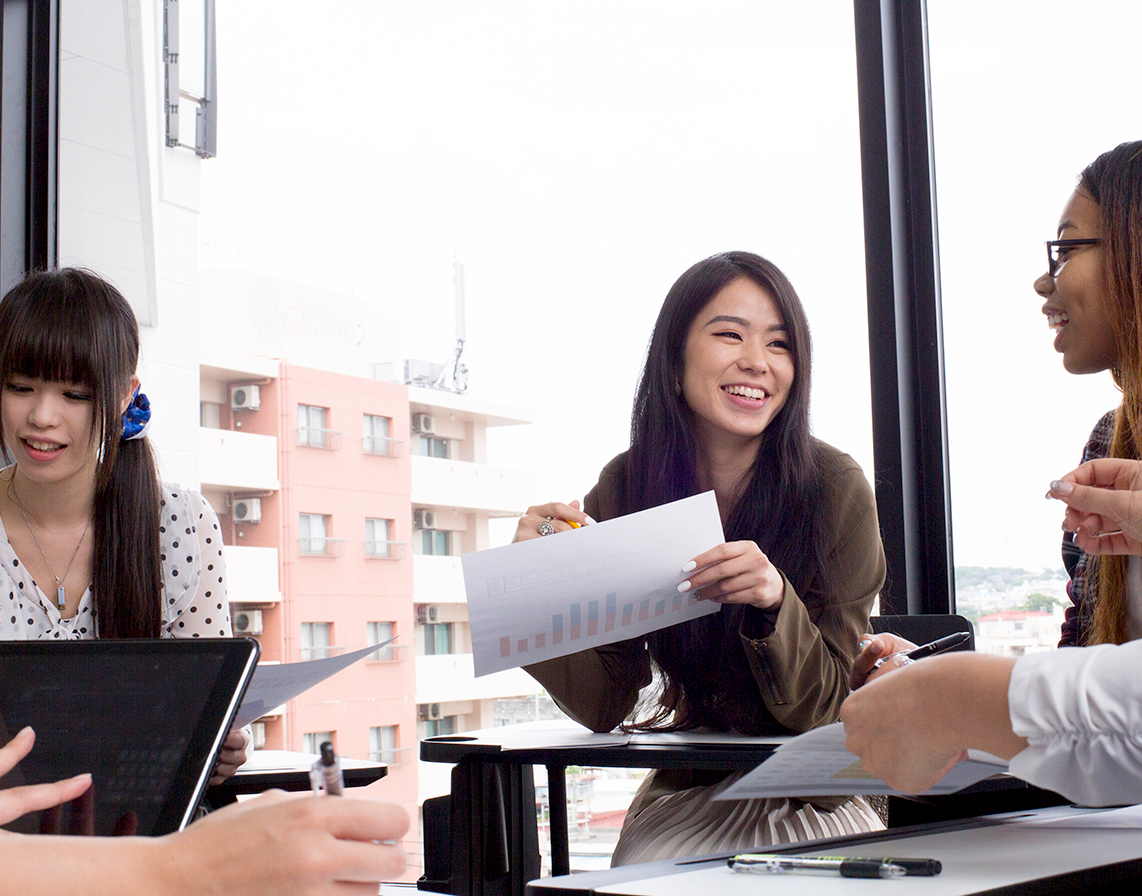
[739,341,770,373]
[1034,270,1054,298]
[27,393,60,428]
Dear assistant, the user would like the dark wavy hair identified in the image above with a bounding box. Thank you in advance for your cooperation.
[0,268,163,637]
[622,251,829,732]
[1076,141,1142,645]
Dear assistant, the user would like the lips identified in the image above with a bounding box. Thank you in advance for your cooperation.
[20,437,65,461]
[721,384,769,401]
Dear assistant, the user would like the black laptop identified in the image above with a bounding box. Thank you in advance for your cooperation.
[0,637,259,836]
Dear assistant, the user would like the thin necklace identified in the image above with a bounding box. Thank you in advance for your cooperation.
[10,483,91,611]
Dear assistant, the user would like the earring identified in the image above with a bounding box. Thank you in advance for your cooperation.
[674,381,681,395]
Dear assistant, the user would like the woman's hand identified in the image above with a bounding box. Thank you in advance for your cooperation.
[0,727,92,828]
[210,727,253,786]
[1049,459,1142,555]
[513,500,593,543]
[848,633,918,690]
[677,541,784,610]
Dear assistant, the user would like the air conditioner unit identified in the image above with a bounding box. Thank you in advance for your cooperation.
[231,385,261,410]
[234,609,263,635]
[413,509,437,530]
[233,498,262,523]
[425,605,440,624]
[412,413,435,434]
[427,703,443,720]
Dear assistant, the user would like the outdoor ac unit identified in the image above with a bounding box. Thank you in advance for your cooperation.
[233,498,262,523]
[231,385,261,410]
[427,703,443,720]
[234,609,263,635]
[426,605,440,624]
[412,413,435,434]
[413,509,437,530]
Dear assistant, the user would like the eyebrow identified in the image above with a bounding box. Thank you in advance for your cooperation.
[703,314,786,332]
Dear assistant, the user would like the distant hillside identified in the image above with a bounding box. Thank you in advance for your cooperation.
[954,566,1065,591]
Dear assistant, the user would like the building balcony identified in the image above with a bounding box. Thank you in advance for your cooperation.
[299,537,345,558]
[198,427,280,491]
[412,555,466,604]
[363,436,405,458]
[225,545,281,603]
[410,457,535,517]
[415,653,538,704]
[366,540,408,560]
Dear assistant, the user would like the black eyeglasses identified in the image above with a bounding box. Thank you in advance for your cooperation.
[1046,238,1101,277]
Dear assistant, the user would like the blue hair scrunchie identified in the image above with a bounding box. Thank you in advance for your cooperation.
[122,388,152,441]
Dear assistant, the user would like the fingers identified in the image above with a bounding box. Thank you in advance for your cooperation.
[211,728,253,784]
[0,727,34,777]
[849,634,918,690]
[513,501,593,542]
[678,541,783,610]
[0,773,92,827]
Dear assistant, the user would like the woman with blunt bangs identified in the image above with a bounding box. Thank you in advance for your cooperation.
[520,251,887,864]
[0,268,249,781]
[1032,141,1142,646]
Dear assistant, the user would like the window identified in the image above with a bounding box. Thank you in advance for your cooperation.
[425,716,456,738]
[417,435,449,458]
[422,529,451,557]
[298,404,341,449]
[423,622,454,656]
[363,414,398,456]
[367,621,396,661]
[365,517,397,558]
[370,725,399,763]
[299,512,328,555]
[303,731,335,755]
[300,622,333,660]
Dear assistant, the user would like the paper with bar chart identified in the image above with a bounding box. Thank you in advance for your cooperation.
[463,492,724,677]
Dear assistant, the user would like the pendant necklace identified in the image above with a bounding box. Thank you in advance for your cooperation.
[11,485,91,611]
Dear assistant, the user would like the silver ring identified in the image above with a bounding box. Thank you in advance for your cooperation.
[538,518,555,537]
[693,589,702,600]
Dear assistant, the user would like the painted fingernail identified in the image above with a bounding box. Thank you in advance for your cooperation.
[1050,479,1073,496]
[858,639,871,650]
[585,515,598,525]
[681,560,697,573]
[677,580,691,593]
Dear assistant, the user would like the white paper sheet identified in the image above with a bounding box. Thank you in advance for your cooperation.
[463,492,724,677]
[232,640,393,727]
[715,722,1009,799]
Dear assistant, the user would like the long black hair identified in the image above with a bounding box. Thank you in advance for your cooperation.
[0,269,163,637]
[624,251,829,732]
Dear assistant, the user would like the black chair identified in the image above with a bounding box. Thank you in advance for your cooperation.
[870,613,975,651]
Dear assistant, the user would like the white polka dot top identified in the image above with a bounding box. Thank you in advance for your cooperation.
[0,485,232,640]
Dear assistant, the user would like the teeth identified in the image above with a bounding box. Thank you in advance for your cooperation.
[27,440,61,451]
[1046,311,1069,331]
[723,385,767,400]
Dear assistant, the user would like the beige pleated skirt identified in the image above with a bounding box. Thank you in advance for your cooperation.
[609,768,885,867]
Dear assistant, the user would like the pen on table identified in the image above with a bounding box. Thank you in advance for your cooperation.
[872,631,971,669]
[727,854,912,879]
[310,741,344,796]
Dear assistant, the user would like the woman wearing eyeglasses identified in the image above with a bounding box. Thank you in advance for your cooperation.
[1033,140,1142,647]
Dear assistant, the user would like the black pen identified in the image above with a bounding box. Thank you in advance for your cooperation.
[728,854,905,879]
[872,631,970,669]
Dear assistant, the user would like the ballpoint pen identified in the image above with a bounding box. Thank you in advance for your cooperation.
[310,741,344,796]
[872,631,971,669]
[727,854,910,879]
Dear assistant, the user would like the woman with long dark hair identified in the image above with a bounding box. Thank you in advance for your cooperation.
[0,268,247,781]
[520,251,886,863]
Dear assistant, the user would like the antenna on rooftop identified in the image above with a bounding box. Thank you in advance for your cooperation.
[432,259,469,394]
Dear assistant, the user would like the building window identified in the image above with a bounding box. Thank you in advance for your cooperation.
[298,404,341,449]
[370,725,399,763]
[363,414,400,457]
[303,731,335,755]
[422,529,451,556]
[425,716,456,738]
[417,435,449,458]
[365,517,399,559]
[424,622,454,656]
[300,513,343,557]
[367,621,396,661]
[300,622,333,660]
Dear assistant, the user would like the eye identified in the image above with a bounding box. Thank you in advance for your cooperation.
[64,390,93,402]
[4,383,32,394]
[712,330,743,341]
[768,339,790,351]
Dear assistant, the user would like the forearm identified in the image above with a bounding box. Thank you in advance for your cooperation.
[0,836,163,895]
[919,653,1027,761]
[525,640,648,732]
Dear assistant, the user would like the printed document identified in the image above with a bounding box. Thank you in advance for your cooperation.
[463,492,724,677]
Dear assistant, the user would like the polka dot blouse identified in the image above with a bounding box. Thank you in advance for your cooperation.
[0,485,231,640]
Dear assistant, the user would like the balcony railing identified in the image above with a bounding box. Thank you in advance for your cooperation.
[369,746,412,766]
[367,643,409,663]
[365,540,407,560]
[299,644,345,661]
[299,537,345,558]
[363,436,404,458]
[297,427,343,450]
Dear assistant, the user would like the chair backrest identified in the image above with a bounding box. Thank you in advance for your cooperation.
[870,613,975,652]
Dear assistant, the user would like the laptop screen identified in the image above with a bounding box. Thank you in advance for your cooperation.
[0,638,259,836]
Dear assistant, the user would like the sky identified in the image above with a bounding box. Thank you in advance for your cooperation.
[198,0,1139,575]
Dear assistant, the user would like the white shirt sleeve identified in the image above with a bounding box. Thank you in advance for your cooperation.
[161,486,232,638]
[1007,642,1142,806]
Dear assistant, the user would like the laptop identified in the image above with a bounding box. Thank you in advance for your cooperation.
[0,637,259,836]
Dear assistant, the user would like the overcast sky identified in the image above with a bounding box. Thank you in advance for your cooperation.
[199,1,1137,574]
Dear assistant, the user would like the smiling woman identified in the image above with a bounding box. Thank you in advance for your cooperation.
[517,251,887,864]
